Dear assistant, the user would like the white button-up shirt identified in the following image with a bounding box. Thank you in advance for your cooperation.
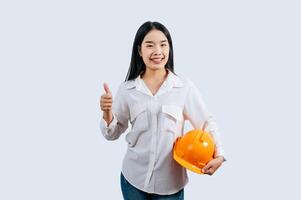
[100,70,225,195]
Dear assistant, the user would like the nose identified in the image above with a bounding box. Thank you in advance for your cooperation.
[153,46,162,56]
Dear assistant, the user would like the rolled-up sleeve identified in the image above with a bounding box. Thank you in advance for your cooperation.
[100,84,129,140]
[183,80,225,158]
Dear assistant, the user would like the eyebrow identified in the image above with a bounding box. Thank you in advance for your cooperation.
[144,40,168,44]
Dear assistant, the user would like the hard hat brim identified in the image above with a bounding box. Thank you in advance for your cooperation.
[173,144,205,174]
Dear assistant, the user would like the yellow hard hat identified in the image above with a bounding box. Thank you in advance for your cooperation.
[173,127,215,174]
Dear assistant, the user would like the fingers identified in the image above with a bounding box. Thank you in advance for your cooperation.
[101,103,112,108]
[202,161,216,175]
[202,163,213,175]
[202,157,224,175]
[100,98,113,103]
[100,96,112,112]
[202,167,214,176]
[101,104,112,110]
[102,107,112,112]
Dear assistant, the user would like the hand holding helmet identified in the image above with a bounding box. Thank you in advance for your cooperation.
[173,121,224,175]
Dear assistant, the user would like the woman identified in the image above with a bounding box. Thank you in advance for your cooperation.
[100,21,225,200]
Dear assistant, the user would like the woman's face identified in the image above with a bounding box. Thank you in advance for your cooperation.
[139,29,170,71]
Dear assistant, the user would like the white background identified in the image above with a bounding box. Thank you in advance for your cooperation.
[1,0,300,199]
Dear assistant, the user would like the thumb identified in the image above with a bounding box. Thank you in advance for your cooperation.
[103,82,111,94]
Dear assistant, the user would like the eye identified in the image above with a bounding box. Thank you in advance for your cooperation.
[161,43,167,47]
[146,45,153,47]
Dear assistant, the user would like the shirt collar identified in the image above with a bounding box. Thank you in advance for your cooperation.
[125,69,184,95]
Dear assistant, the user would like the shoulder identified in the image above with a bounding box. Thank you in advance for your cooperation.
[115,80,135,94]
[172,73,202,98]
[172,72,195,89]
[122,80,135,90]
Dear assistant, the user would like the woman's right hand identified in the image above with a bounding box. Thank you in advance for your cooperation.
[100,83,113,125]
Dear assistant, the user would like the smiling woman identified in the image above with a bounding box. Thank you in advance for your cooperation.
[100,21,226,200]
[138,30,170,70]
[125,21,175,81]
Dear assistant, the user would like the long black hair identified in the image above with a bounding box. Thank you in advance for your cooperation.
[125,21,175,81]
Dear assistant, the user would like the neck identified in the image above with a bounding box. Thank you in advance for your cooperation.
[141,68,168,82]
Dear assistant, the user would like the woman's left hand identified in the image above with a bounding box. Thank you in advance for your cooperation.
[202,156,225,176]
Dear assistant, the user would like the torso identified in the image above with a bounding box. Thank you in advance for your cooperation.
[141,69,169,96]
[142,80,163,96]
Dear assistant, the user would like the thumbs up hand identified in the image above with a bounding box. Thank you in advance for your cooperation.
[100,82,113,125]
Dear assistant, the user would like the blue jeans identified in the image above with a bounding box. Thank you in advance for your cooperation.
[120,173,184,200]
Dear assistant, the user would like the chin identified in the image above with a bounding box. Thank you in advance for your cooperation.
[148,62,167,70]
[148,65,165,70]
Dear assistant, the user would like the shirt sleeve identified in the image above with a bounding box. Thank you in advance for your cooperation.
[100,83,130,140]
[183,80,225,158]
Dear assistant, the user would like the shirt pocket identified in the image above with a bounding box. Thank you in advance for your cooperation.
[161,105,183,138]
[126,103,149,147]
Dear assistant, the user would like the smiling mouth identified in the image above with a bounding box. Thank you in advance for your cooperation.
[150,58,164,63]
